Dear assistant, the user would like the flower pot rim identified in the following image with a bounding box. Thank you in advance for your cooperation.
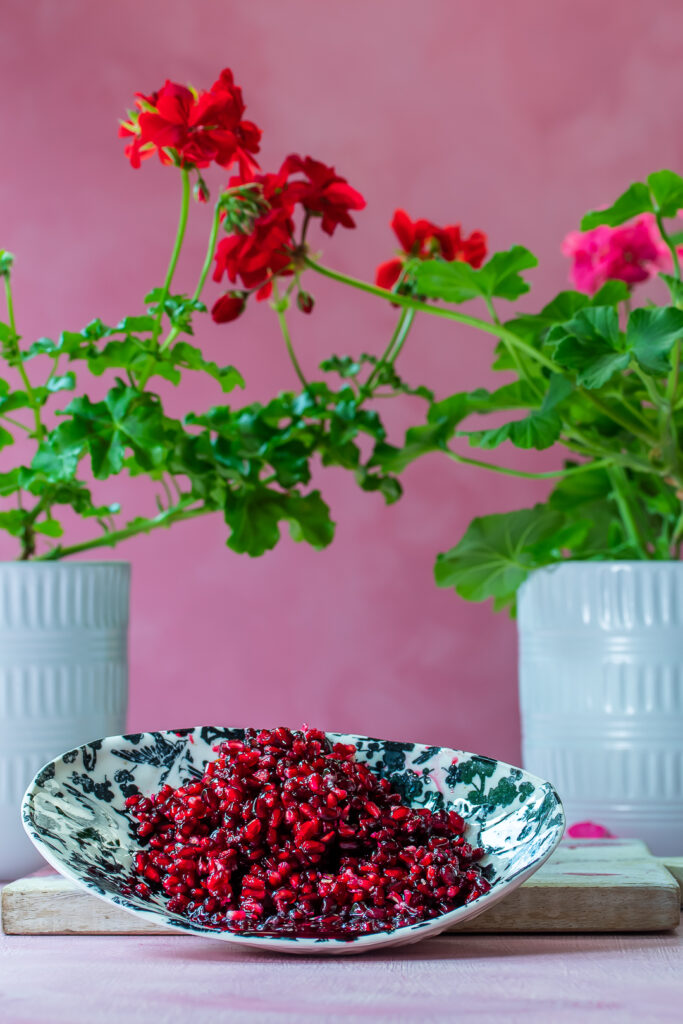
[528,559,683,572]
[0,560,131,569]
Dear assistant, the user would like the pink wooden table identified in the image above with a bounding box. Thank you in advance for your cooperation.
[1,927,681,1023]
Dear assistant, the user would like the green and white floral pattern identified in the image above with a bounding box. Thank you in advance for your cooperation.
[22,728,565,955]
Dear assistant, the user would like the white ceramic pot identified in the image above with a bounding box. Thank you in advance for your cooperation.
[518,561,683,855]
[0,561,130,878]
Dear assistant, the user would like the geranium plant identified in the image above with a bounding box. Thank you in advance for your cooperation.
[2,67,683,615]
[0,69,407,561]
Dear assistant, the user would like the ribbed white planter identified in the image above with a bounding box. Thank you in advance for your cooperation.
[518,561,683,855]
[0,562,130,878]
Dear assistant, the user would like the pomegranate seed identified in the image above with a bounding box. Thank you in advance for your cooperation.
[127,726,490,937]
[242,819,262,844]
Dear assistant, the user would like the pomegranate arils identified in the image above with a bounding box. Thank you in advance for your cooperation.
[129,727,491,937]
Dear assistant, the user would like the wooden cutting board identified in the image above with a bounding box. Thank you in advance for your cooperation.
[2,840,682,935]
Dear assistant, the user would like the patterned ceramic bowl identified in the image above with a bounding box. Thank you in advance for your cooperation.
[22,727,565,954]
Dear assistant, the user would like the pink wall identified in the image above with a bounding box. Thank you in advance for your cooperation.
[2,0,683,764]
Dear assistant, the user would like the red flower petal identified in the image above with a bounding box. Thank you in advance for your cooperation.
[375,259,404,290]
[391,210,417,253]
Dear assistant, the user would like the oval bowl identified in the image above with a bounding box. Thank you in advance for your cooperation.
[22,727,565,954]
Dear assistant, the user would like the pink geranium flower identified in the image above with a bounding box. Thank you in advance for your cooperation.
[567,821,615,839]
[561,214,672,295]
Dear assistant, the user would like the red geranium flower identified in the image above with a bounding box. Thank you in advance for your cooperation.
[282,154,366,235]
[376,209,488,289]
[120,68,261,174]
[213,206,294,300]
[212,154,363,318]
[211,292,246,323]
[437,224,488,267]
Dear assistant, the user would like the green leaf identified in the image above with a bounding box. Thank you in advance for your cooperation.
[285,490,335,548]
[627,306,683,375]
[146,293,206,335]
[647,170,683,217]
[224,487,334,556]
[355,471,403,505]
[24,337,57,359]
[549,464,611,511]
[426,392,475,429]
[86,338,153,377]
[81,318,114,341]
[320,354,377,379]
[660,273,683,305]
[590,280,631,306]
[543,373,575,410]
[117,315,156,334]
[480,246,539,300]
[536,290,591,324]
[372,423,451,473]
[31,439,81,480]
[0,510,26,536]
[58,331,91,357]
[0,390,30,414]
[580,182,653,229]
[416,261,482,304]
[223,490,283,555]
[441,382,539,420]
[463,410,561,451]
[34,519,64,538]
[376,381,543,470]
[548,307,628,388]
[0,425,13,449]
[457,375,569,452]
[434,506,568,607]
[47,372,76,393]
[416,246,537,304]
[54,387,170,479]
[0,468,21,495]
[169,342,245,393]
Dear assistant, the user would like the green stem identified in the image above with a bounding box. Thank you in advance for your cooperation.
[300,211,312,246]
[667,341,681,407]
[363,309,415,394]
[159,191,222,353]
[19,493,50,561]
[656,212,681,280]
[631,361,665,411]
[578,391,654,444]
[272,280,308,388]
[153,168,191,345]
[305,255,548,356]
[136,169,191,390]
[36,504,212,561]
[484,296,544,401]
[662,341,682,480]
[305,256,656,444]
[607,465,650,558]
[672,507,683,559]
[560,431,654,476]
[0,414,31,433]
[3,275,44,438]
[444,451,611,481]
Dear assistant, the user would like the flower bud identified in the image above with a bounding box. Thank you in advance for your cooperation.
[296,291,314,315]
[194,178,210,204]
[211,292,246,324]
[0,250,15,277]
